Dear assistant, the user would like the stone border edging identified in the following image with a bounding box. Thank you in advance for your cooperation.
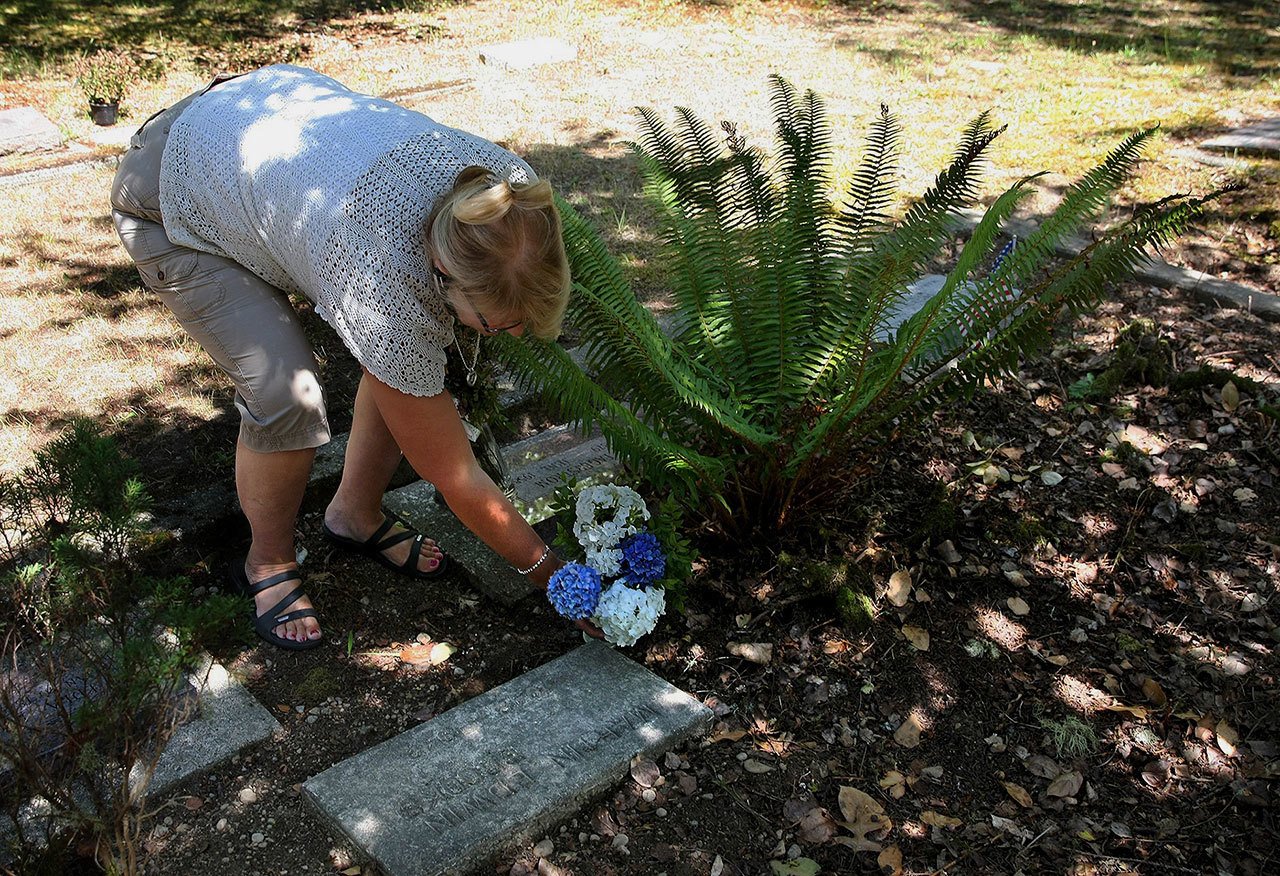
[955,208,1280,323]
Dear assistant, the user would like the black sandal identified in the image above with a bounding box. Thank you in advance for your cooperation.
[229,561,323,651]
[321,507,449,580]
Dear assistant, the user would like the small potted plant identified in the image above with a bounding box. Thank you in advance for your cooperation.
[72,48,140,126]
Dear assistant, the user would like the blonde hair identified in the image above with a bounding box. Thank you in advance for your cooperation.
[427,166,570,340]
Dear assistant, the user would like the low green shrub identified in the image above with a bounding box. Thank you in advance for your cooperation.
[0,422,237,874]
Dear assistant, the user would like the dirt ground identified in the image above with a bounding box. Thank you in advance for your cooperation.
[117,274,1278,876]
[1,2,1276,874]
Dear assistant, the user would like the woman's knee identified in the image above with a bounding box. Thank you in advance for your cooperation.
[236,374,331,453]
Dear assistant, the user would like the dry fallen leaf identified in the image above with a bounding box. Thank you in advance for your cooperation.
[879,770,907,799]
[877,845,903,876]
[1007,596,1031,616]
[1001,781,1033,808]
[629,757,660,788]
[1024,754,1060,779]
[770,859,820,876]
[835,785,891,852]
[901,625,930,651]
[1101,700,1150,719]
[1141,677,1168,707]
[887,569,913,607]
[727,642,773,664]
[797,806,839,844]
[1046,770,1084,798]
[1221,380,1240,412]
[398,643,434,665]
[710,856,725,876]
[991,814,1032,841]
[921,810,962,829]
[893,713,923,748]
[742,758,774,774]
[1216,719,1240,757]
[707,726,748,744]
[428,642,456,664]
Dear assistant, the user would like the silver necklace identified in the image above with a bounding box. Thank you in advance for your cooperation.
[456,332,480,386]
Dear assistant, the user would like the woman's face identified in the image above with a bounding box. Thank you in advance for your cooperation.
[434,260,525,337]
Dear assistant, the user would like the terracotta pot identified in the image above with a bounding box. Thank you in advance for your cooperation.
[89,100,118,126]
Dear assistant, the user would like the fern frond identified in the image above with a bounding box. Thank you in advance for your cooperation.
[495,334,725,498]
[552,195,778,449]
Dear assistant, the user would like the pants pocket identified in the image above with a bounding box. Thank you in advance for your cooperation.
[112,210,204,295]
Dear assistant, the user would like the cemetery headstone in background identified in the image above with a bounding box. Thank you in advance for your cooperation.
[0,108,62,156]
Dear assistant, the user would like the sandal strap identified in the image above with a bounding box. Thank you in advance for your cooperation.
[269,608,319,626]
[373,527,417,552]
[402,532,424,572]
[248,569,302,596]
[261,585,310,623]
[366,514,399,548]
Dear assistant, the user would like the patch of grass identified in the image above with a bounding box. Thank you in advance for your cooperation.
[1040,715,1099,759]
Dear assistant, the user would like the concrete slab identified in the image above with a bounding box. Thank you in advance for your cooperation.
[954,208,1280,323]
[1202,117,1280,157]
[0,107,62,156]
[136,656,282,796]
[478,37,577,70]
[303,642,712,876]
[382,481,531,605]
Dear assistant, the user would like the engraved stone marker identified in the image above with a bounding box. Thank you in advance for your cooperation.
[382,482,530,605]
[1203,117,1280,157]
[303,642,712,876]
[502,427,618,522]
[139,657,282,795]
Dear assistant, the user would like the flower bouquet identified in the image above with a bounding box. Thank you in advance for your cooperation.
[544,483,685,646]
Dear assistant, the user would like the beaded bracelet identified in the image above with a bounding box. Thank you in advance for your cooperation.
[516,545,552,576]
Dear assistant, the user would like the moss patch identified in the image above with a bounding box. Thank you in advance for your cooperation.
[835,585,875,632]
[292,665,342,703]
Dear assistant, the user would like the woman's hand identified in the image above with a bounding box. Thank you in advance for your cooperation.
[575,617,605,640]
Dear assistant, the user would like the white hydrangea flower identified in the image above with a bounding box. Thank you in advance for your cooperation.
[584,545,623,577]
[593,581,666,647]
[572,484,650,554]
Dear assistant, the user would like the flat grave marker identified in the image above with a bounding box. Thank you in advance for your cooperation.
[304,642,712,876]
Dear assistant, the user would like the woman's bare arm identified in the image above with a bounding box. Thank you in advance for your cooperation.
[362,371,557,583]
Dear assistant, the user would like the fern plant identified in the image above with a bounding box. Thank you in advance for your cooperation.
[497,77,1229,535]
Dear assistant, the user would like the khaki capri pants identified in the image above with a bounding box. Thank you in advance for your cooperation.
[110,83,331,453]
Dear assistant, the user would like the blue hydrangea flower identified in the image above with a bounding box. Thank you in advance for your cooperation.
[619,532,665,586]
[546,562,602,620]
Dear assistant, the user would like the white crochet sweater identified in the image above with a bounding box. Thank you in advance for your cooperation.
[158,65,535,397]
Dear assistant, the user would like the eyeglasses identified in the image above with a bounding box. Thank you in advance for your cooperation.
[432,265,523,335]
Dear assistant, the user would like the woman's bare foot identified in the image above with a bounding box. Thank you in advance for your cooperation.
[245,559,322,644]
[322,507,444,575]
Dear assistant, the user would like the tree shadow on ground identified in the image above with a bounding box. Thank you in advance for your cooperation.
[0,0,468,69]
[946,0,1279,79]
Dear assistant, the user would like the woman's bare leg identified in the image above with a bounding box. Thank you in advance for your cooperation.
[237,440,321,642]
[323,373,443,572]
